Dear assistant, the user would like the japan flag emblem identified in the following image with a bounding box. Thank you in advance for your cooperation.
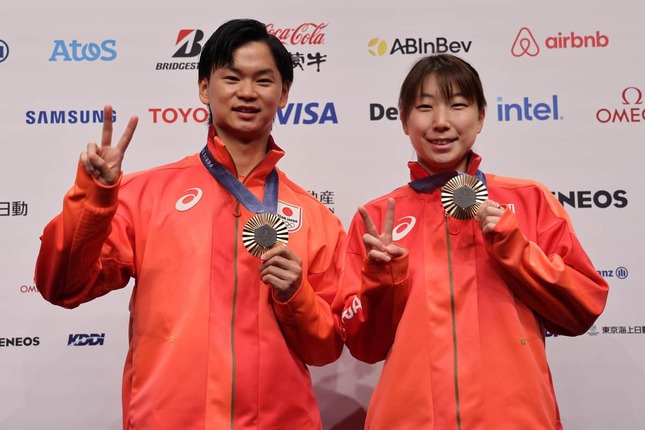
[277,201,303,233]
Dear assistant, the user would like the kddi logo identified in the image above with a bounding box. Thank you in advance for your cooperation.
[68,333,105,346]
[368,36,472,57]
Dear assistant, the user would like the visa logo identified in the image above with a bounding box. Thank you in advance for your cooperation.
[277,102,338,125]
[497,95,561,121]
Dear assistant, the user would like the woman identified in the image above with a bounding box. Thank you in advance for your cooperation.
[333,54,608,429]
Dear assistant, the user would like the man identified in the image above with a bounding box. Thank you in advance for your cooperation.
[35,18,345,430]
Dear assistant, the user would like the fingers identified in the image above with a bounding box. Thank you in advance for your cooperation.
[115,115,139,155]
[476,200,505,234]
[80,143,101,178]
[358,205,379,237]
[381,198,396,244]
[101,104,137,156]
[259,246,303,301]
[101,105,113,148]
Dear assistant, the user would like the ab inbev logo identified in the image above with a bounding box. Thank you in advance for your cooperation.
[512,27,609,58]
[368,36,472,57]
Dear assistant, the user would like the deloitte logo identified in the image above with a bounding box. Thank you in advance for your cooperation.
[368,36,472,57]
[0,39,9,63]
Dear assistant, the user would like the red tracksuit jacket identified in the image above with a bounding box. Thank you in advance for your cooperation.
[35,126,346,429]
[334,152,608,429]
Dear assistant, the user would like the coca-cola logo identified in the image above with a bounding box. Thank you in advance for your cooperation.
[266,23,327,45]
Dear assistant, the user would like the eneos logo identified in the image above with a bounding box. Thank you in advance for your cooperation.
[551,190,628,209]
[49,39,117,61]
[596,87,645,124]
[368,36,472,56]
[512,27,609,57]
[0,39,9,63]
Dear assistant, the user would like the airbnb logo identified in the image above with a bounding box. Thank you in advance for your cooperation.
[512,27,540,57]
[512,27,609,57]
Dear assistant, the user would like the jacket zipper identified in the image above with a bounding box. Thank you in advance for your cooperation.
[230,202,241,430]
[445,213,462,430]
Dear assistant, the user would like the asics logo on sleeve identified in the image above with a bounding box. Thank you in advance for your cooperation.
[392,216,416,240]
[175,188,203,211]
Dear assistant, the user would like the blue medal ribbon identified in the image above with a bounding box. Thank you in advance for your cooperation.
[409,169,487,192]
[200,146,278,214]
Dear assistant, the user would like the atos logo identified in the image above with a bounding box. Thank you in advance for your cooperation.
[596,87,645,124]
[266,23,327,45]
[149,107,209,124]
[49,40,117,62]
[0,39,9,63]
[68,333,105,346]
[597,266,629,279]
[551,190,628,209]
[277,102,338,125]
[512,27,609,58]
[368,36,472,57]
[497,95,561,121]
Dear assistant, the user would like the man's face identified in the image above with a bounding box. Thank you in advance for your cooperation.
[199,41,290,144]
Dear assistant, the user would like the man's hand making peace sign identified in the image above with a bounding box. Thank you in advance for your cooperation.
[79,105,139,186]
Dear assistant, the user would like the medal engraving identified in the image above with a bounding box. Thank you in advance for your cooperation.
[441,175,488,220]
[242,213,289,257]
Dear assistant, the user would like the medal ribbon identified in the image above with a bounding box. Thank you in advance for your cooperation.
[200,146,278,214]
[408,169,487,192]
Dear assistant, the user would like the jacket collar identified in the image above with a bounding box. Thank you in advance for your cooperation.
[205,125,285,183]
[408,151,483,182]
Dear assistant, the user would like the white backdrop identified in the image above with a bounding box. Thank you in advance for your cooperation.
[1,1,643,429]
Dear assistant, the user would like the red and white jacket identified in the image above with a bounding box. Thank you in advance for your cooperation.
[334,152,608,430]
[36,126,346,430]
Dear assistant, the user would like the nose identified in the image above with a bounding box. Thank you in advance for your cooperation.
[237,80,257,99]
[432,106,450,131]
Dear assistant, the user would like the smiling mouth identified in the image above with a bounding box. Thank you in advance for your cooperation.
[234,106,260,114]
[428,138,456,145]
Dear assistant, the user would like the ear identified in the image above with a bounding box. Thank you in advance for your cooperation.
[278,81,291,109]
[476,108,486,133]
[401,116,410,136]
[198,77,209,105]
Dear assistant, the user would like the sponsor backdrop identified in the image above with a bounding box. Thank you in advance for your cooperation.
[1,0,642,428]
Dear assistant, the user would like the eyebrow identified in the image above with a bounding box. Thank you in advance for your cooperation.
[418,91,466,99]
[223,65,277,76]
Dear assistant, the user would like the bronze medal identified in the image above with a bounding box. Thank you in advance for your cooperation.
[242,213,289,257]
[441,174,488,220]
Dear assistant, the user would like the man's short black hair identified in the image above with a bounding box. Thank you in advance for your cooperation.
[198,18,293,85]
